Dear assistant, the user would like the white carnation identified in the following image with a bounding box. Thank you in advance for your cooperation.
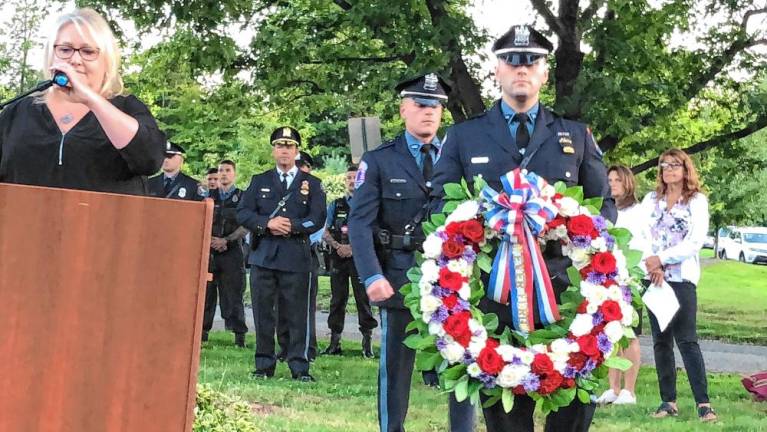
[550,338,575,354]
[613,249,629,280]
[441,342,466,364]
[550,352,570,373]
[570,313,595,337]
[467,362,483,378]
[558,197,580,217]
[606,285,623,301]
[620,302,636,326]
[419,279,434,295]
[518,350,535,365]
[570,247,591,269]
[553,225,568,239]
[445,200,481,224]
[422,311,433,324]
[530,344,548,354]
[496,364,530,388]
[420,294,442,314]
[496,345,518,362]
[448,259,472,277]
[468,340,485,358]
[420,260,440,283]
[604,321,624,343]
[580,281,599,299]
[458,283,471,300]
[579,206,593,216]
[429,322,446,337]
[422,233,444,259]
[540,184,556,199]
[590,237,607,252]
[586,302,599,315]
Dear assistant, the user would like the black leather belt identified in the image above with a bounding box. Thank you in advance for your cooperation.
[377,229,424,251]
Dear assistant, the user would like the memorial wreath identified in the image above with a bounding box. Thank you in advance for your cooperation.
[402,168,644,413]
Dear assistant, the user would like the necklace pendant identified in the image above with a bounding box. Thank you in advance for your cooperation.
[61,114,74,124]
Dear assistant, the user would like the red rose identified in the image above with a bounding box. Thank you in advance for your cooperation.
[604,279,617,287]
[538,372,564,395]
[477,346,505,375]
[567,215,595,237]
[562,377,576,389]
[548,216,567,230]
[442,238,465,259]
[567,352,588,370]
[579,264,594,279]
[591,323,606,336]
[445,222,463,237]
[461,219,485,244]
[454,331,472,347]
[443,311,471,343]
[531,354,555,375]
[577,300,589,314]
[513,385,527,395]
[439,267,465,292]
[592,252,617,274]
[442,295,458,309]
[577,335,599,357]
[553,193,564,200]
[599,300,623,322]
[486,338,500,350]
[590,228,600,239]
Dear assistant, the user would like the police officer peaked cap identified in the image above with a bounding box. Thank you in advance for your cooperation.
[493,25,553,56]
[395,73,451,107]
[165,141,186,156]
[270,126,301,147]
[295,151,314,168]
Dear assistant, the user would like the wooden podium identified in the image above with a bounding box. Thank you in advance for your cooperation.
[0,183,213,432]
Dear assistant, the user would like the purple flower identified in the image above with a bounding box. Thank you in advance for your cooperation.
[593,216,607,231]
[463,248,477,262]
[597,333,612,353]
[431,307,449,324]
[621,286,633,303]
[437,231,449,241]
[436,337,448,350]
[510,356,524,366]
[463,352,474,365]
[437,257,450,267]
[586,271,607,285]
[457,299,471,311]
[479,372,497,388]
[521,374,540,392]
[583,359,597,374]
[601,233,616,250]
[563,366,578,379]
[592,312,604,326]
[431,286,443,297]
[606,271,618,280]
[572,235,592,248]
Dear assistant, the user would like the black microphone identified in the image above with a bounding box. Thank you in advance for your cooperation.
[0,71,71,110]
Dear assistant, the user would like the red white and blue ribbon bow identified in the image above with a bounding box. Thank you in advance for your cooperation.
[481,169,560,333]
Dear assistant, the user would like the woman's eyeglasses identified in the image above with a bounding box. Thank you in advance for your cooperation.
[53,44,100,61]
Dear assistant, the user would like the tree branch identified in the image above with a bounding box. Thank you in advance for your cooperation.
[530,0,564,34]
[631,112,767,173]
[742,7,767,28]
[581,0,604,23]
[333,0,352,11]
[301,55,411,65]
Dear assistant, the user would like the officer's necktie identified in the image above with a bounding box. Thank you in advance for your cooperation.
[421,144,433,181]
[163,177,172,195]
[281,172,289,191]
[513,112,530,149]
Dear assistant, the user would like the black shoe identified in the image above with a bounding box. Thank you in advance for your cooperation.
[234,333,246,348]
[422,370,439,388]
[362,332,374,358]
[322,332,343,355]
[292,372,315,382]
[277,349,287,362]
[201,332,209,342]
[251,369,274,379]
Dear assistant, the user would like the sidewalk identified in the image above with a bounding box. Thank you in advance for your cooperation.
[213,306,767,374]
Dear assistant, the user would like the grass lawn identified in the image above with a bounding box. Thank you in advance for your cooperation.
[199,334,767,431]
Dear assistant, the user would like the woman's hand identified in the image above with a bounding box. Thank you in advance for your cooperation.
[49,62,100,106]
[645,255,662,272]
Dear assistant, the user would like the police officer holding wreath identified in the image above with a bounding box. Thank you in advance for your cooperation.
[348,73,475,432]
[236,126,326,382]
[430,25,616,432]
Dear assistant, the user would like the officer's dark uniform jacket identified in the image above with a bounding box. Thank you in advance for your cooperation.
[327,196,351,259]
[236,169,326,273]
[431,101,616,315]
[349,135,431,310]
[210,187,244,256]
[147,171,203,201]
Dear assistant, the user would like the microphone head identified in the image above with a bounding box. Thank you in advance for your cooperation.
[53,72,69,87]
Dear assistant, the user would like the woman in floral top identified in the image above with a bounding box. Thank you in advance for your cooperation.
[640,149,716,422]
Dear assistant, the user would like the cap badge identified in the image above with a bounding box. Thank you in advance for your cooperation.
[424,73,438,91]
[514,26,530,46]
[283,127,292,137]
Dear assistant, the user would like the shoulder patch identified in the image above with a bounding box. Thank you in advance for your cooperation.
[355,160,368,189]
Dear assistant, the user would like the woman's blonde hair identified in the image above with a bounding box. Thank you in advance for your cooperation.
[607,164,637,210]
[654,148,703,203]
[42,8,123,98]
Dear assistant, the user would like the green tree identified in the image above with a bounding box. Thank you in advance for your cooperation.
[0,0,53,93]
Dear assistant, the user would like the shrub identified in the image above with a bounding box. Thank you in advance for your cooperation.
[193,384,259,432]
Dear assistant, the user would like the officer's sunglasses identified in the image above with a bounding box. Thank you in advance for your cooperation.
[499,53,545,66]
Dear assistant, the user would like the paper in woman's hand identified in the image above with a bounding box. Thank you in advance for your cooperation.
[642,281,680,332]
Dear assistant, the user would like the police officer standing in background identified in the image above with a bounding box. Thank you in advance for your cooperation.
[206,167,219,193]
[322,164,377,358]
[148,142,203,200]
[430,25,616,432]
[237,127,326,382]
[202,160,249,347]
[348,73,475,432]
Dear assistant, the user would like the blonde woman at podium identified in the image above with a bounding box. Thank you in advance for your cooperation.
[0,8,165,195]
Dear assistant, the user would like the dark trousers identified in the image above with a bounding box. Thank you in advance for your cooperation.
[378,308,475,432]
[277,265,318,359]
[202,251,247,335]
[328,257,377,334]
[648,280,709,404]
[250,265,311,375]
[477,298,595,432]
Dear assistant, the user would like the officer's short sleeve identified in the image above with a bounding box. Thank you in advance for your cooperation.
[580,127,617,223]
[348,152,384,281]
[430,128,465,212]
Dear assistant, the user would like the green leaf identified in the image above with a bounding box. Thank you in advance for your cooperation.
[563,186,584,202]
[431,213,446,227]
[454,378,469,402]
[566,266,581,289]
[480,242,493,253]
[473,175,488,196]
[482,313,499,334]
[422,221,436,236]
[577,389,591,404]
[482,394,501,408]
[554,181,567,194]
[442,364,467,381]
[608,227,632,246]
[624,249,643,268]
[415,351,443,371]
[406,267,422,283]
[444,183,467,200]
[478,253,493,273]
[603,356,633,371]
[442,200,459,214]
[502,389,515,413]
[582,197,604,211]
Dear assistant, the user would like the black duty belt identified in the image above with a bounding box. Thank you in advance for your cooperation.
[376,229,424,252]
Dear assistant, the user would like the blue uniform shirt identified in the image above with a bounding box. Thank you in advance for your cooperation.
[500,100,538,152]
[404,131,441,170]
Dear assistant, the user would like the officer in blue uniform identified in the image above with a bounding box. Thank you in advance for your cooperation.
[202,159,249,347]
[147,142,203,200]
[430,25,616,432]
[236,127,326,382]
[348,73,475,432]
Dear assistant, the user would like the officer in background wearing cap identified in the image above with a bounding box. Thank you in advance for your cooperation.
[431,25,615,432]
[147,142,204,200]
[236,126,326,382]
[348,73,475,432]
[276,150,321,361]
[202,159,249,347]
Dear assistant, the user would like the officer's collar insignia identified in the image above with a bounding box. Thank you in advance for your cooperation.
[514,26,530,46]
[424,73,439,91]
[300,180,310,195]
[232,194,239,202]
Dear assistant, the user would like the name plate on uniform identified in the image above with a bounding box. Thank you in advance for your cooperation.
[471,156,489,164]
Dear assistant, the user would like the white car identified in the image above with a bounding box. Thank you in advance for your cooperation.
[719,227,767,264]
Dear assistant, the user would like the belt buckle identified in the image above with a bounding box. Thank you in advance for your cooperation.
[378,230,391,246]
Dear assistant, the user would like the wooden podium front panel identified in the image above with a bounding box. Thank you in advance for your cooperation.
[0,184,213,432]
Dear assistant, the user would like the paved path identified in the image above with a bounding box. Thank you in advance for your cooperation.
[213,306,767,374]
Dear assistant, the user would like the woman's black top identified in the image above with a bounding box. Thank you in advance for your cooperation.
[0,94,165,195]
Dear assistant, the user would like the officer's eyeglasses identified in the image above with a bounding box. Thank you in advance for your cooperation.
[499,53,545,66]
[659,162,684,170]
[53,44,100,61]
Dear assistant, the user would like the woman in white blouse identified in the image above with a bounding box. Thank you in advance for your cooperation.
[597,165,643,405]
[641,149,716,422]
